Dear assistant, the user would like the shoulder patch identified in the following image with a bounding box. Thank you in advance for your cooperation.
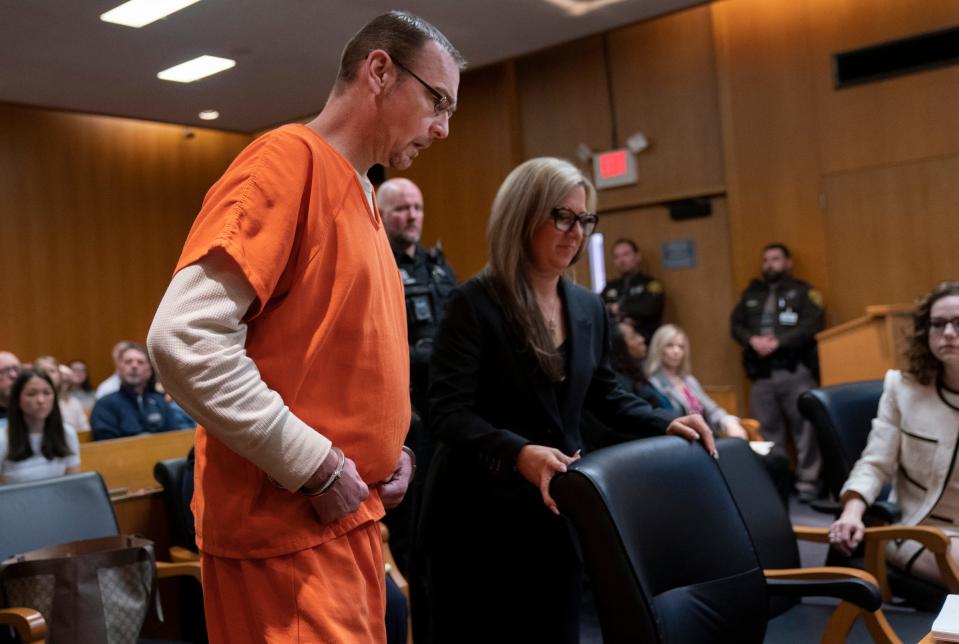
[808,289,824,308]
[647,280,664,295]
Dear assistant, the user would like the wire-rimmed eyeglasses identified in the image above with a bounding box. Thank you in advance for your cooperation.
[393,59,455,118]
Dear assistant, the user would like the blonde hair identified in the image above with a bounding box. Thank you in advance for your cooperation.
[479,157,597,381]
[645,324,692,378]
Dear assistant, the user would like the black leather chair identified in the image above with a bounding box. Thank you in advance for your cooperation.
[798,379,886,506]
[154,455,198,559]
[551,436,891,643]
[716,438,916,642]
[0,471,201,642]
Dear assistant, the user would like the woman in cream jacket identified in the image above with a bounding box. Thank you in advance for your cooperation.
[831,282,959,582]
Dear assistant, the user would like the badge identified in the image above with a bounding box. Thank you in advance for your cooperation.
[779,310,799,326]
[646,280,663,295]
[400,268,416,285]
[413,296,433,322]
[808,289,824,308]
[745,299,759,308]
[628,285,645,296]
[606,288,619,298]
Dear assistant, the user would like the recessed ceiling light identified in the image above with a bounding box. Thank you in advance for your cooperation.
[198,110,220,121]
[158,55,235,83]
[100,0,202,29]
[541,0,628,17]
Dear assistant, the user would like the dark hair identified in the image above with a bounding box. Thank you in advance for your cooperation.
[612,238,638,253]
[6,368,73,462]
[335,11,466,89]
[762,242,791,259]
[608,321,645,382]
[906,282,959,386]
[68,359,93,392]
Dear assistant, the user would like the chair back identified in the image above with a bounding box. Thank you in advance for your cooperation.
[798,380,884,499]
[0,472,119,560]
[715,438,802,617]
[551,436,767,644]
[153,455,197,552]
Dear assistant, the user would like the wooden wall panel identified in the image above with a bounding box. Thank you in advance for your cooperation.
[392,62,522,281]
[516,35,614,163]
[0,103,251,382]
[602,4,725,209]
[808,0,959,174]
[822,154,959,322]
[578,199,742,398]
[711,0,832,307]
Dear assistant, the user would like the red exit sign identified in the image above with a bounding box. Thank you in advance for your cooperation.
[592,148,637,189]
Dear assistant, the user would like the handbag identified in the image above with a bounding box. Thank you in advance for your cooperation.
[0,535,158,644]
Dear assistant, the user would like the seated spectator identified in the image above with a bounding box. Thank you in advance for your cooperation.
[95,340,135,399]
[0,351,21,419]
[581,321,675,452]
[91,343,194,440]
[830,282,959,583]
[609,321,671,410]
[34,355,90,432]
[0,368,81,484]
[646,324,749,439]
[68,359,97,412]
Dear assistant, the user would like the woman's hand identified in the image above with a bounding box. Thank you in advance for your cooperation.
[829,496,867,556]
[721,417,749,441]
[667,414,718,458]
[516,445,581,515]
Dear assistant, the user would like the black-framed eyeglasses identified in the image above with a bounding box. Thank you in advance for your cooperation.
[393,58,454,118]
[0,365,19,377]
[931,317,959,334]
[550,207,599,236]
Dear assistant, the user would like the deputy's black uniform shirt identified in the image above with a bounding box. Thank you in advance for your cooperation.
[730,276,825,380]
[601,271,665,341]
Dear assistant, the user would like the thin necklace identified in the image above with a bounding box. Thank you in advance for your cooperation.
[539,297,560,333]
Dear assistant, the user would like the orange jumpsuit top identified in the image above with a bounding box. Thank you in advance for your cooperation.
[176,124,410,559]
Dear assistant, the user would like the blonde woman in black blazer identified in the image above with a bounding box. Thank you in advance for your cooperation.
[418,158,716,643]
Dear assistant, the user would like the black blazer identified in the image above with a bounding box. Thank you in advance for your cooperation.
[419,277,676,642]
[428,276,674,478]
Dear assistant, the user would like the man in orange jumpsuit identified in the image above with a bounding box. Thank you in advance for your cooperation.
[147,12,464,642]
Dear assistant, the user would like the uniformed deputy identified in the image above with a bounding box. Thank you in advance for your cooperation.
[378,177,457,574]
[730,242,825,501]
[601,238,665,342]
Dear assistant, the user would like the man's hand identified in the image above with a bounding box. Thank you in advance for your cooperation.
[305,448,369,524]
[376,448,414,510]
[516,445,581,515]
[666,414,718,458]
[749,335,778,357]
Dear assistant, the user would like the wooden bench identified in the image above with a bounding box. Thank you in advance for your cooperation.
[79,429,195,550]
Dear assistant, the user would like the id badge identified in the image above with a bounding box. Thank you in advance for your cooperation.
[413,296,433,322]
[779,310,798,326]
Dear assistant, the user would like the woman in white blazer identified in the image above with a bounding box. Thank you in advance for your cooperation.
[831,282,959,583]
[646,324,749,439]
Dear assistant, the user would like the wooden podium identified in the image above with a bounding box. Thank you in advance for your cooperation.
[816,304,913,386]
